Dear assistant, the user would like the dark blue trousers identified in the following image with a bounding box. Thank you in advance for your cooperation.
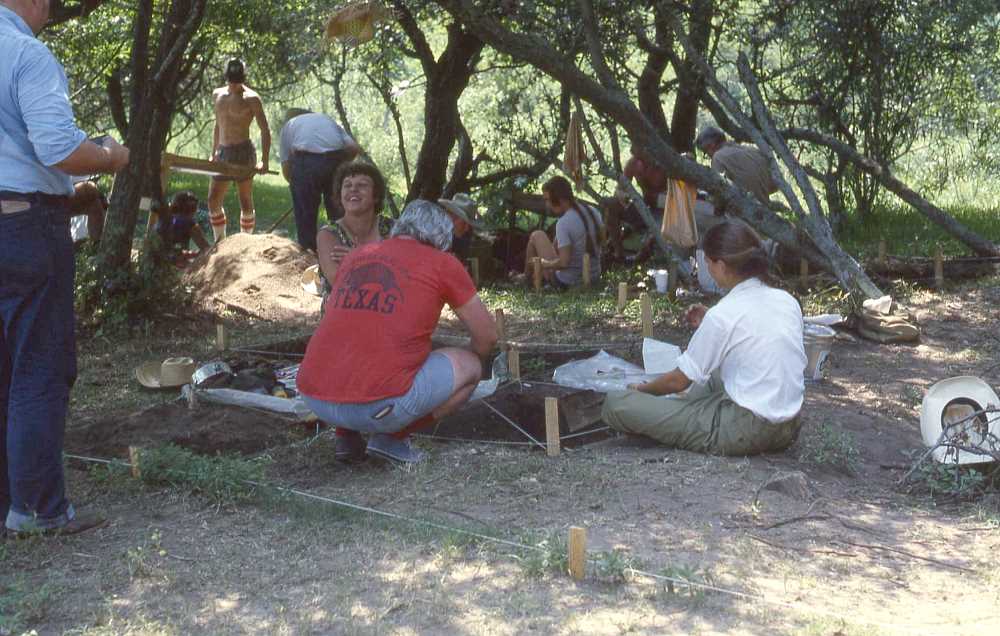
[0,205,77,531]
[289,150,352,251]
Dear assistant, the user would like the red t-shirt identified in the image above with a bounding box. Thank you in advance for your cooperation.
[297,237,477,403]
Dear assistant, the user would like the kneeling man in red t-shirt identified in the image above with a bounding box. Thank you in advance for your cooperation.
[298,199,498,464]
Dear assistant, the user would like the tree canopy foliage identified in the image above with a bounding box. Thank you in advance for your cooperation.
[40,0,1000,306]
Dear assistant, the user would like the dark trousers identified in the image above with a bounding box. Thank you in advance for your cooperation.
[0,205,77,530]
[289,150,352,251]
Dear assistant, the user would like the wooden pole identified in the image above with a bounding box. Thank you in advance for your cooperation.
[799,258,809,288]
[468,257,480,286]
[495,308,507,352]
[639,292,653,338]
[187,387,198,410]
[532,257,543,291]
[616,282,628,313]
[667,260,678,301]
[545,396,560,457]
[216,324,228,351]
[934,245,944,288]
[878,238,887,265]
[508,346,521,381]
[128,446,142,479]
[582,253,591,288]
[568,526,587,581]
[265,207,294,233]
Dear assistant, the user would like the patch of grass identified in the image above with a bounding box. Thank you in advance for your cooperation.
[0,578,53,634]
[516,533,568,579]
[166,173,294,239]
[591,549,642,584]
[656,563,714,599]
[903,455,994,499]
[798,423,860,475]
[134,444,273,506]
[837,201,1000,259]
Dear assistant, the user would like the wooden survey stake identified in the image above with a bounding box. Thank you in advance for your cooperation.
[639,292,652,338]
[568,526,587,580]
[468,257,480,286]
[508,346,521,380]
[532,257,543,291]
[545,397,560,456]
[934,246,944,288]
[128,446,142,479]
[799,258,809,288]
[582,253,591,287]
[216,324,228,351]
[616,282,628,313]
[495,308,507,351]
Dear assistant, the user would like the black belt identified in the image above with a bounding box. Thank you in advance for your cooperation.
[293,148,350,158]
[0,191,71,206]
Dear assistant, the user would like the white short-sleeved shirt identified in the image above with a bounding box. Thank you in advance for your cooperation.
[278,113,354,162]
[675,277,806,422]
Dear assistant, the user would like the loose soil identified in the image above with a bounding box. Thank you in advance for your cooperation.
[184,233,320,323]
[6,284,1000,635]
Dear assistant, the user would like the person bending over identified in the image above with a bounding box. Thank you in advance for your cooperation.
[297,200,498,464]
[522,175,604,289]
[279,108,361,251]
[602,220,806,456]
[207,59,270,240]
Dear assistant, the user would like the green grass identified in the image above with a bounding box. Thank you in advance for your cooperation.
[837,201,1000,258]
[166,172,295,239]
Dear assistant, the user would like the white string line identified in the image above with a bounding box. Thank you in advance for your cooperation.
[480,400,548,451]
[63,451,931,633]
[414,427,611,447]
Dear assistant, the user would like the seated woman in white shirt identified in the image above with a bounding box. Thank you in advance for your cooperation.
[602,220,806,456]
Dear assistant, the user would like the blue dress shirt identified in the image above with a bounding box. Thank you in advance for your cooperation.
[0,6,86,196]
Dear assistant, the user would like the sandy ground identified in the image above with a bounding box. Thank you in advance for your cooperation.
[4,284,1000,635]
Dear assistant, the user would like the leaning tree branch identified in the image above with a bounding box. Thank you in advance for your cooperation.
[783,128,1000,257]
[577,0,620,92]
[674,19,881,298]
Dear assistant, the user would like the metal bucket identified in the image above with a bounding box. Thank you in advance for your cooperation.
[803,324,836,381]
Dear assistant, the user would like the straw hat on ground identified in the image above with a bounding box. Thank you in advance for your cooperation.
[301,264,323,296]
[920,376,1000,465]
[437,193,484,230]
[135,357,198,389]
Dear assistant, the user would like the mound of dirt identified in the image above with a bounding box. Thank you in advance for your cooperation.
[66,402,314,458]
[184,233,320,323]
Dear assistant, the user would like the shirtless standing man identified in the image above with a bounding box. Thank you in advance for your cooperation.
[208,59,270,241]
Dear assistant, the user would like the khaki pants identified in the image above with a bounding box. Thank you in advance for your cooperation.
[602,374,801,456]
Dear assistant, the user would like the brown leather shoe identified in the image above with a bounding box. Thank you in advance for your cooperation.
[10,512,107,539]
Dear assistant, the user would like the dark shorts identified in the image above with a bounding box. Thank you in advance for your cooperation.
[213,140,256,181]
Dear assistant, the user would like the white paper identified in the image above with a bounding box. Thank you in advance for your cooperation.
[642,337,682,374]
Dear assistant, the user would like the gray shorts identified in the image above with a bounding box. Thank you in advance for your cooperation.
[213,140,256,181]
[302,352,455,434]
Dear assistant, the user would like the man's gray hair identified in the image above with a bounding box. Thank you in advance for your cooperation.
[695,125,726,150]
[390,199,454,251]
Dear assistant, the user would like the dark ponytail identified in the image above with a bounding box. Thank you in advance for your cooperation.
[701,220,774,285]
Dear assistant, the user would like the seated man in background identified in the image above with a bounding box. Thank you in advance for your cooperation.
[521,176,603,289]
[298,200,497,465]
[605,146,668,261]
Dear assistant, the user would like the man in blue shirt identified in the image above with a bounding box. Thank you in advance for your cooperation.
[0,0,129,537]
